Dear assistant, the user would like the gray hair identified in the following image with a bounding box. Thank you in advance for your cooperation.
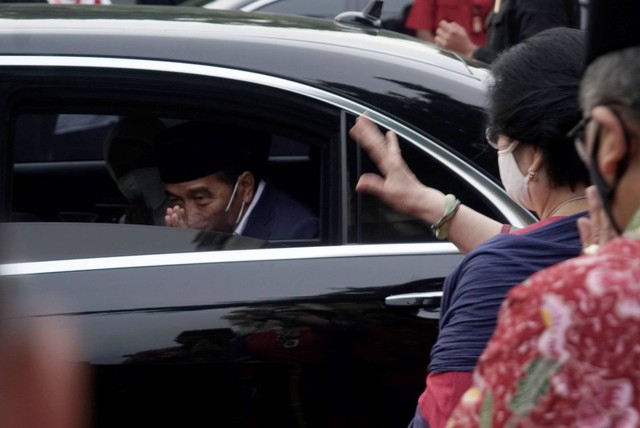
[579,46,640,128]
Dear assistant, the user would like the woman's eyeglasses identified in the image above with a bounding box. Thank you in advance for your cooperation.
[485,127,499,149]
[567,105,635,163]
[485,127,519,153]
[566,115,592,162]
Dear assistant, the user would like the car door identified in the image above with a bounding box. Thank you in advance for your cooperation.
[0,57,531,427]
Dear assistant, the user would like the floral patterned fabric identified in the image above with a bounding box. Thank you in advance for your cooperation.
[446,207,640,428]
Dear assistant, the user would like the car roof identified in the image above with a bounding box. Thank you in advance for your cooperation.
[0,5,487,83]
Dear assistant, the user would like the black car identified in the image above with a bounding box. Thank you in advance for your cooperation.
[0,5,534,427]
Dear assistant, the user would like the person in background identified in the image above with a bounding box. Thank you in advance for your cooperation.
[156,121,319,240]
[405,0,493,46]
[446,0,640,426]
[350,26,589,428]
[104,116,169,226]
[435,0,580,64]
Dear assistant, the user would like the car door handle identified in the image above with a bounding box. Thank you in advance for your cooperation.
[385,292,442,320]
[384,291,442,308]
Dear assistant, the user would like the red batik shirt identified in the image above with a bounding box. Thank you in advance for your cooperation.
[447,228,640,427]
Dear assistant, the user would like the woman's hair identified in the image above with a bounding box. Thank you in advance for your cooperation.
[487,27,590,189]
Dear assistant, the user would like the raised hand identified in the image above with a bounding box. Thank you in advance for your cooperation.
[165,205,188,228]
[349,114,444,218]
[349,113,504,253]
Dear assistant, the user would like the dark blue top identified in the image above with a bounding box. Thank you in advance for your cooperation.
[428,211,587,373]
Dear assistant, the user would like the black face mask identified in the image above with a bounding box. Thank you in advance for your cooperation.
[588,116,631,235]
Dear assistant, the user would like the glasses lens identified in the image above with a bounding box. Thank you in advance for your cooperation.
[567,116,590,162]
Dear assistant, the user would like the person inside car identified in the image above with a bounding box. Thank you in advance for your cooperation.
[350,27,590,428]
[155,121,319,240]
[103,116,170,226]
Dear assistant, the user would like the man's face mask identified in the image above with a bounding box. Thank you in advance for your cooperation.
[223,176,246,229]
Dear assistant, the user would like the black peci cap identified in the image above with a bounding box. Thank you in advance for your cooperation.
[155,121,270,184]
[586,0,640,66]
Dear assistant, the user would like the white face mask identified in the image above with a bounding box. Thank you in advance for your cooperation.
[224,177,246,228]
[497,142,535,210]
[117,167,167,210]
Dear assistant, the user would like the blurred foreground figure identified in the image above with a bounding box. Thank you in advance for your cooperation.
[0,286,89,428]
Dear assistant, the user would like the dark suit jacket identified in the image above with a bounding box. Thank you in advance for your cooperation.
[243,181,319,241]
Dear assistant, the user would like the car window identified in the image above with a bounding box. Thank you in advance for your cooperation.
[256,0,411,18]
[3,66,515,255]
[4,68,339,250]
[13,114,118,163]
[347,115,504,244]
[11,112,323,227]
[257,0,365,16]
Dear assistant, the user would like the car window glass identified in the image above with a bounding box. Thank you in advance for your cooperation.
[206,0,252,9]
[13,114,118,162]
[257,0,410,18]
[10,112,325,246]
[348,120,503,244]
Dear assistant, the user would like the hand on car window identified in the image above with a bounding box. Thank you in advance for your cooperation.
[349,114,445,219]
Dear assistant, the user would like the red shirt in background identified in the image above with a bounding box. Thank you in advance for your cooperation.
[406,0,493,46]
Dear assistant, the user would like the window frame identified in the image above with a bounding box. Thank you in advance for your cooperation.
[1,62,345,245]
